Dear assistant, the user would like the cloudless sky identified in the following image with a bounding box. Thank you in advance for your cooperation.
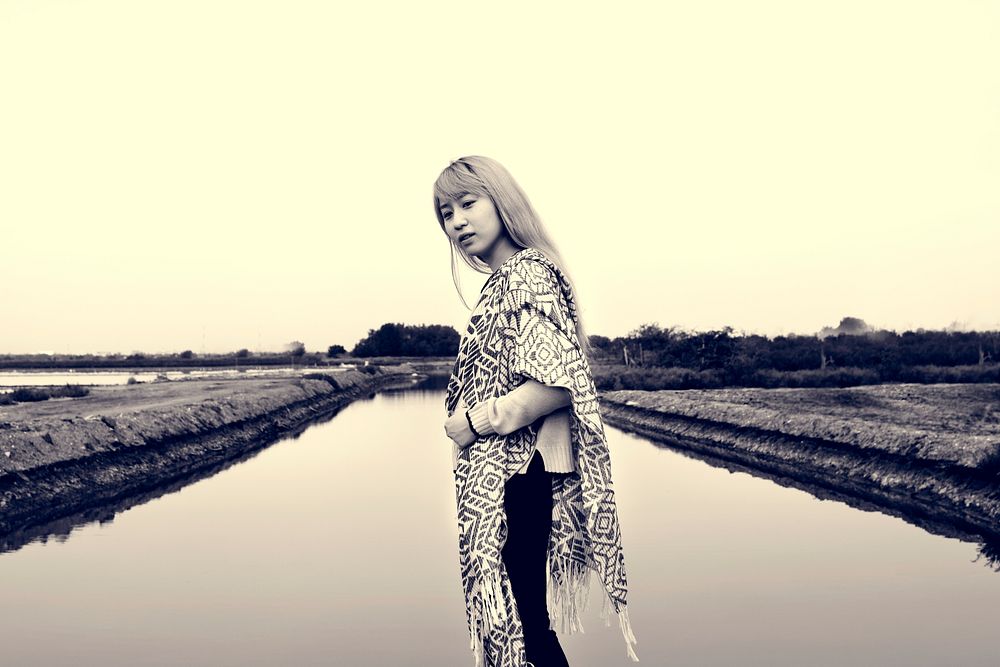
[2,0,997,355]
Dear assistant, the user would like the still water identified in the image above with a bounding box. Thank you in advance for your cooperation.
[0,367,352,389]
[1,385,999,666]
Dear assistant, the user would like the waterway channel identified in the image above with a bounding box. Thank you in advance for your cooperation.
[1,381,998,666]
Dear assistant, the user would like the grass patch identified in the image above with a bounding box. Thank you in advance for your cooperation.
[591,363,1000,390]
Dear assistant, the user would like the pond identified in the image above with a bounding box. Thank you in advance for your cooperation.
[1,382,998,666]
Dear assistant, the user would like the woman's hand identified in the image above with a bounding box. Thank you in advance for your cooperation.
[445,402,478,449]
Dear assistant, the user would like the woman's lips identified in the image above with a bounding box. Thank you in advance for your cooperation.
[460,233,475,244]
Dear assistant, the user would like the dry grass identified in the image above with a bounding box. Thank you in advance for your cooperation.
[601,383,1000,470]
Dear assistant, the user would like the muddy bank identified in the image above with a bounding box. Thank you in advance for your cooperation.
[0,367,416,536]
[599,383,1000,547]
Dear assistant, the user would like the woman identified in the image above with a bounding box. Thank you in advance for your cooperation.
[436,156,638,667]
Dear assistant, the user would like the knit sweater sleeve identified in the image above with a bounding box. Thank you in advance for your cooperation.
[467,379,571,436]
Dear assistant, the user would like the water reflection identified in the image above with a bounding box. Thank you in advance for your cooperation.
[0,414,330,555]
[638,437,1000,574]
[1,386,999,666]
[383,372,451,392]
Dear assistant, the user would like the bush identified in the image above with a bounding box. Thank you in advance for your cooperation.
[593,365,724,390]
[592,364,889,390]
[748,366,881,388]
[2,384,90,404]
[897,364,1000,384]
[52,384,89,398]
[11,387,50,402]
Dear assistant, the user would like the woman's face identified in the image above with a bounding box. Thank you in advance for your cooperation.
[439,192,509,259]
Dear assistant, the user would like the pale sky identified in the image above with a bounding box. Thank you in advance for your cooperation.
[2,0,997,355]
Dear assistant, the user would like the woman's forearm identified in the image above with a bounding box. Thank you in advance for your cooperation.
[466,379,571,436]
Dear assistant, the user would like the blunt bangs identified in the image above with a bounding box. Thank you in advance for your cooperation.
[433,162,489,209]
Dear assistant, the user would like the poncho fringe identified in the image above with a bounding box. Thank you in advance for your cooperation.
[446,247,638,666]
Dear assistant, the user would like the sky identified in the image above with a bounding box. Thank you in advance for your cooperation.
[1,0,997,355]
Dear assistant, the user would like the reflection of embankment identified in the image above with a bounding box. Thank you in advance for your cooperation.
[0,422,317,554]
[600,384,1000,570]
[0,368,419,550]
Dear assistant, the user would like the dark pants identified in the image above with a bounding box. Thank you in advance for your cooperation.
[502,450,571,667]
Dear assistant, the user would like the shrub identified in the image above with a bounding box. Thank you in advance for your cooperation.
[52,384,89,398]
[748,366,881,389]
[593,365,724,390]
[2,385,90,403]
[11,387,50,402]
[897,364,1000,384]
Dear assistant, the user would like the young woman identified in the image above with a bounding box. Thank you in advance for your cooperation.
[435,156,638,667]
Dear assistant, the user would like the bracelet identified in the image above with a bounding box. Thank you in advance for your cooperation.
[465,409,482,439]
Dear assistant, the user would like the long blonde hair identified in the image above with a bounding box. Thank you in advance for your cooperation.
[433,155,595,360]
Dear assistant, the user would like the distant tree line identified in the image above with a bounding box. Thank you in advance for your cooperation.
[3,319,998,389]
[0,351,329,370]
[587,323,1000,389]
[592,323,999,370]
[351,323,460,357]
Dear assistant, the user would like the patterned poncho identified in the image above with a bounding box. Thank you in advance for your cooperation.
[445,247,638,666]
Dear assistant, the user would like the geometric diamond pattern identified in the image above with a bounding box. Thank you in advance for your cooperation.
[445,248,636,666]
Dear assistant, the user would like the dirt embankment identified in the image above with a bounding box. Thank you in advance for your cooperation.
[599,383,1000,545]
[0,367,416,536]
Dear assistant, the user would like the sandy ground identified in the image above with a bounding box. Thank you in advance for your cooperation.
[0,375,307,422]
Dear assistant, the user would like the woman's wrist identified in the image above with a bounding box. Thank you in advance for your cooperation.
[464,409,481,440]
[467,400,497,436]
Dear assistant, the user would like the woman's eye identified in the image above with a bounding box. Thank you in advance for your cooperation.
[462,200,475,208]
[442,211,452,220]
